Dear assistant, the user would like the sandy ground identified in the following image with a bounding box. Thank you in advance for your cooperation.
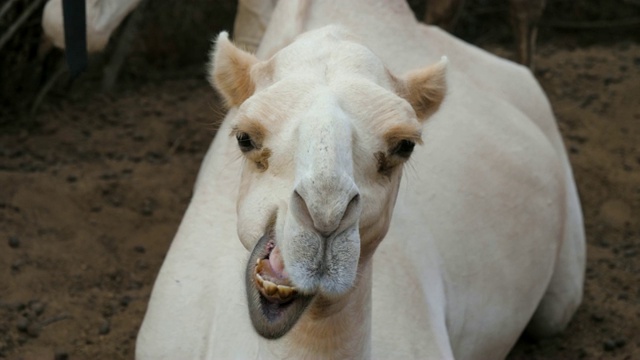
[1,33,639,360]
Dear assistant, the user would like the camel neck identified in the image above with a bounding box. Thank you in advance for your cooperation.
[285,260,373,359]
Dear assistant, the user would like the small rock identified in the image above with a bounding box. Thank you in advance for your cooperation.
[590,314,604,323]
[99,172,117,180]
[134,245,146,253]
[141,202,154,216]
[8,236,20,248]
[54,350,69,360]
[136,260,149,270]
[109,195,123,207]
[30,301,45,316]
[577,348,588,358]
[17,334,28,345]
[16,316,29,331]
[141,197,157,216]
[26,323,41,337]
[66,175,78,183]
[120,295,132,307]
[99,319,111,335]
[603,339,616,351]
[11,259,24,272]
[145,151,167,164]
[133,132,147,141]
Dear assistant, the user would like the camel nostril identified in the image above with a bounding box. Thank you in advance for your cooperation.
[292,187,360,237]
[292,190,314,230]
[347,193,360,213]
[340,193,361,230]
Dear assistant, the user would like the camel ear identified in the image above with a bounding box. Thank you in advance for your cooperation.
[399,56,448,121]
[209,32,258,107]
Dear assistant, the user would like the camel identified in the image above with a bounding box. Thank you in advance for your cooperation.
[41,0,544,69]
[136,1,585,359]
[42,0,143,53]
[234,0,546,68]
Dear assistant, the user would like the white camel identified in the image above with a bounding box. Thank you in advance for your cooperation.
[42,0,143,53]
[136,1,585,359]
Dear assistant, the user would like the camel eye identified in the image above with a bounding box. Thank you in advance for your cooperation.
[236,132,255,152]
[391,140,415,158]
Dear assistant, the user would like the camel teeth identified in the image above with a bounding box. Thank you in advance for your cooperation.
[263,280,277,296]
[276,285,294,299]
[255,273,264,287]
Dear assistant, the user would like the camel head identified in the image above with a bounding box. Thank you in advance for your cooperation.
[208,26,447,339]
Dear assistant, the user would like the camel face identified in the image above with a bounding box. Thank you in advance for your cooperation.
[210,26,446,339]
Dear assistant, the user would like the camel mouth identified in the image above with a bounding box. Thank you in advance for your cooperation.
[245,232,314,339]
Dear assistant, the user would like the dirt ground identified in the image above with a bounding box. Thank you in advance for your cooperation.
[1,10,639,360]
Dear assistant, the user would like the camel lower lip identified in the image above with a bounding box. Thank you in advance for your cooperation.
[245,233,314,339]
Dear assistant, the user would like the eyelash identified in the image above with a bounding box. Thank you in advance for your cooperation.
[391,140,415,158]
[236,132,256,152]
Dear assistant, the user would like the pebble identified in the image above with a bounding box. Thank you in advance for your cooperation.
[141,201,154,216]
[8,236,20,248]
[54,350,69,360]
[145,151,165,164]
[577,348,588,358]
[16,316,29,331]
[99,319,111,335]
[590,314,604,323]
[66,175,78,183]
[99,172,118,180]
[603,339,616,351]
[26,323,41,337]
[136,260,149,270]
[120,295,132,307]
[134,245,146,254]
[30,301,45,316]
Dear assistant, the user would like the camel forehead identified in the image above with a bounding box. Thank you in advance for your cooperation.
[265,27,392,85]
[242,76,413,130]
[240,27,416,135]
